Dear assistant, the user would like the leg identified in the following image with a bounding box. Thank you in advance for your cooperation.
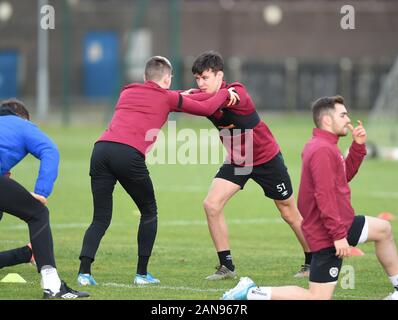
[110,143,159,282]
[79,143,117,275]
[203,178,241,253]
[79,175,116,262]
[0,176,56,271]
[0,177,89,299]
[253,245,336,299]
[118,174,158,276]
[274,196,311,253]
[366,216,398,277]
[203,162,249,280]
[222,276,336,300]
[250,152,312,275]
[222,248,339,300]
[0,246,32,269]
[252,281,336,300]
[0,177,77,297]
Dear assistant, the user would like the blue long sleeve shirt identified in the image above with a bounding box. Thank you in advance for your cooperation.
[0,115,60,197]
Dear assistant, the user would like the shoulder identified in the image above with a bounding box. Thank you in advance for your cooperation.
[121,82,140,90]
[22,119,40,130]
[1,115,35,129]
[227,82,246,91]
[309,144,339,164]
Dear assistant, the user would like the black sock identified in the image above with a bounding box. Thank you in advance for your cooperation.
[79,256,93,274]
[137,256,150,275]
[218,250,235,271]
[304,252,312,265]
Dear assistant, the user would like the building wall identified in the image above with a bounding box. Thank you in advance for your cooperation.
[0,0,397,106]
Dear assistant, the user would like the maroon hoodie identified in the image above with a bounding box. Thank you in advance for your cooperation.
[298,128,367,252]
[187,81,280,166]
[98,80,229,156]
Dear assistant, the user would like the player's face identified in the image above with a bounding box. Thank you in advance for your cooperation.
[194,69,223,94]
[331,103,351,136]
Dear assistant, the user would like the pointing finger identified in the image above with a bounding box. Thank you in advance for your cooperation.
[357,120,363,127]
[347,123,354,132]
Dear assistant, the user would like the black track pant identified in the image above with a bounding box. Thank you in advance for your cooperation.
[0,176,56,272]
[0,245,32,268]
[79,141,158,262]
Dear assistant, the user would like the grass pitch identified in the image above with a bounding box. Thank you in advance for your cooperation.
[0,113,397,300]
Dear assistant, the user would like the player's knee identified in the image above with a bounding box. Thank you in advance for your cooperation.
[138,199,158,216]
[26,206,49,224]
[139,200,158,219]
[39,206,50,220]
[203,198,222,216]
[381,220,393,239]
[94,215,112,231]
[280,209,300,225]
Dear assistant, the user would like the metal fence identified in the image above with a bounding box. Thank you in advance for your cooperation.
[215,58,392,111]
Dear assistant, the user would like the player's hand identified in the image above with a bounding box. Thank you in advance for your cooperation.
[30,192,48,205]
[347,120,367,145]
[334,238,351,259]
[181,88,195,96]
[227,87,240,106]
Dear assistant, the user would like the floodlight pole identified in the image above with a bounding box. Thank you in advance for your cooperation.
[170,0,181,90]
[37,0,49,121]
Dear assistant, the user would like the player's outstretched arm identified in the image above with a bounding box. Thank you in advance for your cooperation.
[170,87,239,116]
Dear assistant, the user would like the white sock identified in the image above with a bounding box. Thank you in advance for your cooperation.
[40,265,61,293]
[389,274,398,290]
[246,286,272,300]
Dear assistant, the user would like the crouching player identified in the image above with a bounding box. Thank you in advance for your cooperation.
[221,96,398,300]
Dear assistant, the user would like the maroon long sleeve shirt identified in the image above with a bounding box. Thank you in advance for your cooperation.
[98,80,229,156]
[297,128,367,252]
[187,81,280,166]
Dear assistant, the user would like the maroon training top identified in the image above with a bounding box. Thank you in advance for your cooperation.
[188,81,280,166]
[298,128,367,252]
[98,80,229,156]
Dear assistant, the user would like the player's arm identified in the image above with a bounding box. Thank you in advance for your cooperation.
[181,90,214,101]
[169,88,239,116]
[310,148,348,244]
[345,120,367,182]
[23,123,60,198]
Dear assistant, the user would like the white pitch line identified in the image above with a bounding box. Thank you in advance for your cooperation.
[101,282,224,292]
[369,191,398,199]
[0,240,24,244]
[0,280,379,299]
[155,186,208,192]
[2,218,283,230]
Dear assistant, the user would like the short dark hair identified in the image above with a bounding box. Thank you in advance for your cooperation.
[311,95,345,128]
[0,99,30,120]
[191,50,224,75]
[144,56,172,81]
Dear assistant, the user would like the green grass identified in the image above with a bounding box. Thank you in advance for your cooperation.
[0,113,397,300]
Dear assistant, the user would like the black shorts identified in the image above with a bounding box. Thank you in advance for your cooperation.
[309,215,366,283]
[214,152,293,200]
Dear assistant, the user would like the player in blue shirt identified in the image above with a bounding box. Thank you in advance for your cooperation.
[0,99,88,298]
